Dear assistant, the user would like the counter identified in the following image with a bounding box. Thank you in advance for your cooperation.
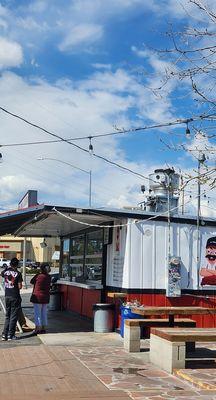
[57,279,103,290]
[57,279,102,318]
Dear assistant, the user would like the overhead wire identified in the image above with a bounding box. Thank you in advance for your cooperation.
[4,144,144,205]
[53,184,216,229]
[0,106,166,183]
[1,105,216,143]
[1,105,215,184]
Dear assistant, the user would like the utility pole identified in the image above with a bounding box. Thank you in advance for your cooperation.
[167,172,171,261]
[180,175,185,215]
[196,152,206,288]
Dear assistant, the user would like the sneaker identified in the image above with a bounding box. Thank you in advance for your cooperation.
[8,336,18,341]
[40,330,46,334]
[1,335,7,341]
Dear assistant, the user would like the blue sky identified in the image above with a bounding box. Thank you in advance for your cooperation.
[0,0,215,216]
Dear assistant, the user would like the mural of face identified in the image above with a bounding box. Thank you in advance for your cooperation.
[205,237,216,270]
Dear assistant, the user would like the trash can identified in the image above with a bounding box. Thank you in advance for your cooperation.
[93,303,115,333]
[120,305,143,337]
[49,290,61,311]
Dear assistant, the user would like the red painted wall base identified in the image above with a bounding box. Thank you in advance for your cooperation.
[106,292,216,329]
[59,285,101,318]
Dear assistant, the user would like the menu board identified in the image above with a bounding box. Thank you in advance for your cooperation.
[166,256,181,297]
[112,256,124,285]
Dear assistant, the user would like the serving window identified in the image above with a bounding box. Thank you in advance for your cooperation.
[70,235,85,279]
[60,227,110,284]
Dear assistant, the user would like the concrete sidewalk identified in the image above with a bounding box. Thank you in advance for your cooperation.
[0,290,216,399]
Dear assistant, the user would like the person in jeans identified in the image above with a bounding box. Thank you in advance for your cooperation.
[30,263,51,334]
[1,257,23,341]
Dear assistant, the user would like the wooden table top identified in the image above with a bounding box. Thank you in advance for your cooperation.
[107,292,127,298]
[151,327,216,342]
[131,306,216,316]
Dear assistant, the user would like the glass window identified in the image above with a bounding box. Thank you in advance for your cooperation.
[70,235,84,278]
[60,230,104,283]
[62,238,70,280]
[86,230,103,281]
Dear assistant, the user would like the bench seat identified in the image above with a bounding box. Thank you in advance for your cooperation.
[150,327,216,373]
[124,318,196,352]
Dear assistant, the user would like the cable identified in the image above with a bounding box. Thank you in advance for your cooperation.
[0,106,155,182]
[1,105,216,183]
[1,105,216,144]
[52,184,215,228]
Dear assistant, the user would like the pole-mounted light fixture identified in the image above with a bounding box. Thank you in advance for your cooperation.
[37,157,92,207]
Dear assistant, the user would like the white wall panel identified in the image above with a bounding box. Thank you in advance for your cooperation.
[106,217,216,290]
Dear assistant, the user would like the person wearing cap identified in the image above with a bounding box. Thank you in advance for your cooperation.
[1,257,23,341]
[205,237,216,270]
[200,237,216,285]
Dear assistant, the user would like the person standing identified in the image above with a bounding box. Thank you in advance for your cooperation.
[30,263,51,334]
[1,257,23,341]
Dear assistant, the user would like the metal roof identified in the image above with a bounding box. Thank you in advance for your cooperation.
[0,204,215,238]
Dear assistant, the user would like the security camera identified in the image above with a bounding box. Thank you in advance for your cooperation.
[40,239,47,248]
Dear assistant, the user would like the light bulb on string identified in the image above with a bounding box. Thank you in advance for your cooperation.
[88,137,93,155]
[185,121,190,138]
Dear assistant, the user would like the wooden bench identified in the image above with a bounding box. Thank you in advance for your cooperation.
[150,327,216,373]
[124,318,196,352]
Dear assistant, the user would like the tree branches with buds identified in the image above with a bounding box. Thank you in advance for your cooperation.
[153,0,216,196]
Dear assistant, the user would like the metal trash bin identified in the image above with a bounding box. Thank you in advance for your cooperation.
[120,305,143,337]
[93,303,115,333]
[49,290,61,311]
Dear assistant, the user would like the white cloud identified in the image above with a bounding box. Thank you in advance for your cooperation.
[92,63,112,70]
[0,37,23,69]
[28,1,47,13]
[58,23,103,52]
[16,16,49,32]
[0,67,181,209]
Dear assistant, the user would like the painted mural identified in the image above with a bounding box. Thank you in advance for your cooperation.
[200,236,216,286]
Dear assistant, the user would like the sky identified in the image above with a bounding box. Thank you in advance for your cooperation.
[0,0,215,217]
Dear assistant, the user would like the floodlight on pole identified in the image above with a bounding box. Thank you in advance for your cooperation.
[37,157,92,207]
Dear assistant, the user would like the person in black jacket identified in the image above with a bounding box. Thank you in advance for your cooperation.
[1,257,23,341]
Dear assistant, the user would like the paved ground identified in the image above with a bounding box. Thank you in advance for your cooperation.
[0,283,215,399]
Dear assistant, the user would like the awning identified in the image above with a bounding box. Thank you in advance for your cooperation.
[0,203,215,238]
[0,205,114,237]
[0,205,45,236]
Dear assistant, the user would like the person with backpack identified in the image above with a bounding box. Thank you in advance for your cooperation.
[1,257,23,341]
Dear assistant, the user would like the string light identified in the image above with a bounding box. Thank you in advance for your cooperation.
[88,137,94,154]
[185,121,191,138]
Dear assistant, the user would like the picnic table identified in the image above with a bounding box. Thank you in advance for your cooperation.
[131,306,216,327]
[150,327,216,373]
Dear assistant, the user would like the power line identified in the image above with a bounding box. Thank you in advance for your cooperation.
[52,185,216,229]
[0,106,162,183]
[1,105,215,182]
[1,105,216,146]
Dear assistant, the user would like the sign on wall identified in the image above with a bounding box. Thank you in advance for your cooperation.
[166,256,181,297]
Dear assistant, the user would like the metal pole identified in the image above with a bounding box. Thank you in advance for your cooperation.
[196,157,201,289]
[23,237,27,288]
[89,170,92,207]
[181,175,184,215]
[196,152,206,289]
[167,173,171,261]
